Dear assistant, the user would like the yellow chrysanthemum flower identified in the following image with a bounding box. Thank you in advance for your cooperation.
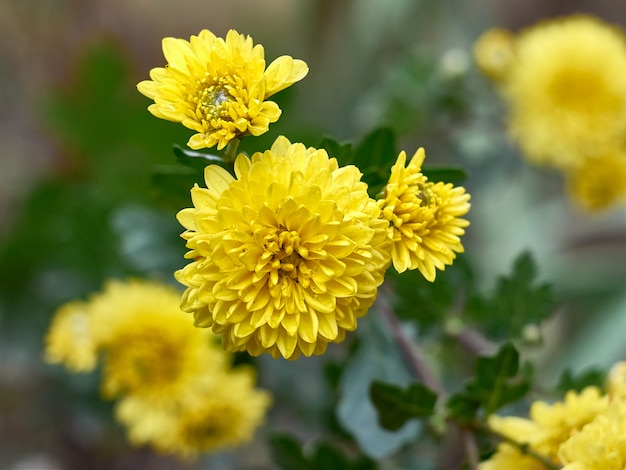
[88,279,225,401]
[175,135,392,359]
[558,400,626,470]
[44,301,98,372]
[479,443,549,470]
[473,28,516,81]
[116,366,271,459]
[377,148,470,281]
[137,29,308,150]
[566,149,626,212]
[503,15,626,169]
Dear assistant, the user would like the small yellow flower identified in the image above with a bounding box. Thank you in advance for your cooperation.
[566,149,626,212]
[175,135,392,359]
[137,29,308,150]
[88,279,224,401]
[44,301,97,372]
[116,366,271,459]
[502,15,626,169]
[558,400,626,470]
[377,148,470,281]
[473,28,516,81]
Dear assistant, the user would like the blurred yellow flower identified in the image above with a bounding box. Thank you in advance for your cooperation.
[502,15,626,169]
[88,279,225,401]
[137,29,308,150]
[559,400,626,470]
[608,361,626,401]
[473,28,515,81]
[43,279,272,459]
[479,442,549,470]
[175,135,392,359]
[44,301,97,372]
[566,149,626,212]
[116,366,271,459]
[377,148,470,281]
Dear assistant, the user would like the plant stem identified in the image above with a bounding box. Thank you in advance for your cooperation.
[375,285,446,398]
[222,138,241,163]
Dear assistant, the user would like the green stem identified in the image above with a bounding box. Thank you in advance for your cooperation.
[222,138,241,163]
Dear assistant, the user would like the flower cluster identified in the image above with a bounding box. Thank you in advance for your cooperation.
[44,279,271,459]
[474,15,626,212]
[137,29,308,150]
[481,364,626,469]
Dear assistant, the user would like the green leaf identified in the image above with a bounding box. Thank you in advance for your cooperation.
[336,313,422,458]
[466,251,555,339]
[269,434,311,470]
[421,166,468,185]
[353,127,397,196]
[312,442,352,470]
[319,135,354,167]
[557,368,607,394]
[446,343,532,421]
[173,144,224,174]
[369,381,438,431]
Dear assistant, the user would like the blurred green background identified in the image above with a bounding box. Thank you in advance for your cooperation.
[0,1,624,469]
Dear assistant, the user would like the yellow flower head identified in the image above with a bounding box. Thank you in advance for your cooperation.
[473,28,516,81]
[503,15,626,169]
[44,301,98,372]
[529,386,609,458]
[88,279,226,401]
[175,135,392,359]
[558,400,626,470]
[116,366,271,459]
[566,149,626,212]
[479,443,549,470]
[377,148,470,281]
[137,29,309,150]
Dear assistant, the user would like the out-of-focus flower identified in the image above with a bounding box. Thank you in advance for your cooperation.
[479,442,548,470]
[377,148,470,281]
[502,15,626,169]
[566,149,626,212]
[558,400,626,470]
[175,135,391,359]
[473,28,515,81]
[88,279,225,401]
[137,29,308,150]
[116,365,271,459]
[483,386,609,467]
[43,279,271,459]
[44,301,97,372]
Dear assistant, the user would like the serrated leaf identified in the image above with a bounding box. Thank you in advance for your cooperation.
[370,381,438,431]
[445,392,481,423]
[557,368,607,394]
[269,434,311,470]
[466,251,555,339]
[353,127,397,196]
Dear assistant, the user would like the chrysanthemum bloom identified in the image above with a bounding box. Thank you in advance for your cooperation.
[377,148,470,281]
[175,135,392,359]
[137,29,308,150]
[566,149,626,212]
[116,366,271,459]
[503,15,626,169]
[473,28,516,81]
[558,400,626,470]
[88,279,226,401]
[487,386,609,461]
[44,301,97,372]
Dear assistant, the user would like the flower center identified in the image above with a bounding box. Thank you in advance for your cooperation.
[262,228,303,280]
[196,81,231,121]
